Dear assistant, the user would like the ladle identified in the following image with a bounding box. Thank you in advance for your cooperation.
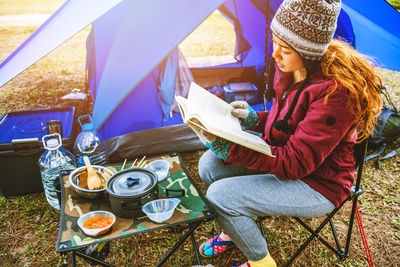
[83,156,102,190]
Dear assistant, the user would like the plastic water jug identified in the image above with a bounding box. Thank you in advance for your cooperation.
[73,115,107,166]
[39,133,76,209]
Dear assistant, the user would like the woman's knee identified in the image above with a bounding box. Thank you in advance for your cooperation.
[205,182,225,211]
[206,181,238,216]
[198,150,218,187]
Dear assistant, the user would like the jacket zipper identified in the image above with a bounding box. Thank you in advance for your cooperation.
[269,68,325,137]
[277,68,325,106]
[281,85,293,101]
[277,69,297,109]
[267,70,299,141]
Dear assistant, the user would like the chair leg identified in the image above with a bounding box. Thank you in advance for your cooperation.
[190,231,201,265]
[257,216,267,240]
[293,218,342,257]
[257,215,342,266]
[284,209,343,266]
[257,199,358,267]
[156,220,203,266]
[329,218,342,252]
[344,197,359,257]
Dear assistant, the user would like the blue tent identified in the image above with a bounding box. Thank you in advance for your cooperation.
[0,0,399,156]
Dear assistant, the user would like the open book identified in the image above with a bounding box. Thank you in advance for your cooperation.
[175,82,273,156]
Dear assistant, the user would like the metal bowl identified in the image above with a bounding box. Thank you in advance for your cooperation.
[69,165,114,199]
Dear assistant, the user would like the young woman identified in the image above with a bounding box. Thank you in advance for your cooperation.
[196,0,382,266]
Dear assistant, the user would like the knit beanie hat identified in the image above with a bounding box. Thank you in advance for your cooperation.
[270,0,341,60]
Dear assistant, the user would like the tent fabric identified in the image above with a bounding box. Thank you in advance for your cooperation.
[89,0,225,133]
[0,0,123,88]
[218,0,269,69]
[156,48,194,120]
[334,8,355,47]
[218,3,252,64]
[93,50,191,139]
[157,49,179,121]
[170,49,195,114]
[342,0,400,71]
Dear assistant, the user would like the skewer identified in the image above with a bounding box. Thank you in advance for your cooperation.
[131,158,137,168]
[139,160,147,168]
[121,158,127,170]
[136,155,146,168]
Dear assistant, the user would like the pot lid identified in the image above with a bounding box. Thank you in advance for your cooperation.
[107,168,156,196]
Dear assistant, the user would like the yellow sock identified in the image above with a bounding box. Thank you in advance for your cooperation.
[248,253,277,267]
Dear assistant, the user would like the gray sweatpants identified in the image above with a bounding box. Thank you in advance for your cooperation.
[199,150,335,261]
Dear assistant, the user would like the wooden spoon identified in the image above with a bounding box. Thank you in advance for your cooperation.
[78,172,88,188]
[83,156,102,190]
[98,172,110,189]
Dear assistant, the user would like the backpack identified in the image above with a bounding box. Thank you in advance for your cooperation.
[365,87,400,167]
[369,107,400,145]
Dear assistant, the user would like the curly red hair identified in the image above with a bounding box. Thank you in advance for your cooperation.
[321,39,383,141]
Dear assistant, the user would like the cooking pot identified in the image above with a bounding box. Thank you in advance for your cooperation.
[106,168,158,218]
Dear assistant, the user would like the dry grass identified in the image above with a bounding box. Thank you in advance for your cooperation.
[1,1,400,267]
[179,11,236,58]
[0,0,62,15]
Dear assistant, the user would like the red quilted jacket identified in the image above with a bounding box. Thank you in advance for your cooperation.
[225,66,356,207]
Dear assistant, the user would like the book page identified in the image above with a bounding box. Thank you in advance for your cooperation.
[175,96,188,120]
[187,83,242,133]
[176,96,207,131]
[211,126,272,155]
[176,82,273,156]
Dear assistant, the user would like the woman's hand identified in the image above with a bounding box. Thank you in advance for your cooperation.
[205,136,233,160]
[230,101,259,129]
[190,125,233,160]
[190,125,214,145]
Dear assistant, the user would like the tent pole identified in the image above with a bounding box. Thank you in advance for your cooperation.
[263,0,271,111]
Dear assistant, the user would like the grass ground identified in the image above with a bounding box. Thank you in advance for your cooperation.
[0,1,400,266]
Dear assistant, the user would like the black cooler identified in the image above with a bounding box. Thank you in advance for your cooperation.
[0,107,74,196]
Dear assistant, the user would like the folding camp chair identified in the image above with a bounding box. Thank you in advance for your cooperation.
[257,140,368,266]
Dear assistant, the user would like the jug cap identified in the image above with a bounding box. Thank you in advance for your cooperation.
[42,133,62,150]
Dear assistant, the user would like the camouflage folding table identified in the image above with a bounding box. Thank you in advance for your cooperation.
[56,152,214,266]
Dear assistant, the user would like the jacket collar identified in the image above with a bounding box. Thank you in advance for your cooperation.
[277,65,327,88]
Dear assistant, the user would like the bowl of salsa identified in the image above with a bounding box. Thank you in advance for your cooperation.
[77,210,116,236]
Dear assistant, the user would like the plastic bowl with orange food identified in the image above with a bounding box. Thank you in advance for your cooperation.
[77,210,116,237]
